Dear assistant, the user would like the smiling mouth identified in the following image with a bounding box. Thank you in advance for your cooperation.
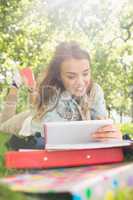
[75,89,86,95]
[76,87,85,91]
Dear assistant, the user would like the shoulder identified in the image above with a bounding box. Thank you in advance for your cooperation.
[92,83,104,97]
[90,83,108,119]
[93,82,104,92]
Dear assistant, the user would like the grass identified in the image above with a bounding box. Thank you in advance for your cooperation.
[120,123,133,136]
[0,133,29,199]
[0,133,76,200]
[0,133,10,176]
[113,187,133,200]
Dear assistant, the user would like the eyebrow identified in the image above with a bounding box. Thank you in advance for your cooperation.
[66,68,90,75]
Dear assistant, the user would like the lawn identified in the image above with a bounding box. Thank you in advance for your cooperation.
[0,133,10,177]
[0,133,29,199]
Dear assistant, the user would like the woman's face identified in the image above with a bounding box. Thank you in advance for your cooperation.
[60,58,91,97]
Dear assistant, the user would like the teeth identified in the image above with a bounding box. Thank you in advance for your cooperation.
[77,87,83,90]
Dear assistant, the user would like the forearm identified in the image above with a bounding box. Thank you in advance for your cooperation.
[28,89,38,109]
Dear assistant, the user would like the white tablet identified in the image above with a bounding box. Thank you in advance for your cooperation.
[44,120,114,148]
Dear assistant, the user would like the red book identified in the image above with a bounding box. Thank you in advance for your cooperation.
[5,148,124,169]
[20,68,36,88]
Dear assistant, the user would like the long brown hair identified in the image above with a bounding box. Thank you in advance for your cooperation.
[35,41,92,119]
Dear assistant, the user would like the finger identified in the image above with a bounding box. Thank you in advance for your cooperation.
[92,138,110,142]
[92,132,119,139]
[97,125,117,132]
[97,125,112,131]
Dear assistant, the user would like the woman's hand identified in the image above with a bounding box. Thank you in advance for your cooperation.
[92,124,122,141]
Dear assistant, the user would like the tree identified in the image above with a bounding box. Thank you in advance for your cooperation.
[0,0,132,121]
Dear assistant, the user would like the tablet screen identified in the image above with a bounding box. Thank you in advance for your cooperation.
[44,120,113,147]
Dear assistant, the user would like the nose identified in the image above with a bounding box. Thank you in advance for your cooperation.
[76,76,85,87]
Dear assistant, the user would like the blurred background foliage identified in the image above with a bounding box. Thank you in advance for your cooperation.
[0,0,133,122]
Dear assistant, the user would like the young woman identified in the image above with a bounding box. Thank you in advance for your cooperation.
[0,41,122,149]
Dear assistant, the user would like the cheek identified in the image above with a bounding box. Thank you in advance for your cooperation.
[84,79,90,87]
[67,80,75,89]
[63,79,75,89]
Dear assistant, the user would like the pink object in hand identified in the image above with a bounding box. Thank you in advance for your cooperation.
[20,68,36,88]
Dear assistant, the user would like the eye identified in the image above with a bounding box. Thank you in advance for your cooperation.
[67,76,75,80]
[83,72,89,76]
